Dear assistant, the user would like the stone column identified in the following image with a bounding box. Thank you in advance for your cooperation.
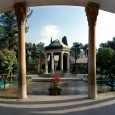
[85,2,100,99]
[45,53,48,74]
[14,2,27,99]
[67,53,70,73]
[61,52,63,71]
[51,52,54,74]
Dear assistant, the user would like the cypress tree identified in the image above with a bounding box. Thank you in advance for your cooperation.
[62,36,68,46]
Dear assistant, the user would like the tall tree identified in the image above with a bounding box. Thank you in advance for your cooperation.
[71,42,83,58]
[0,9,33,50]
[26,42,45,74]
[70,42,83,74]
[62,36,68,45]
[96,48,115,90]
[0,49,17,88]
[36,42,45,61]
[96,48,113,75]
[83,43,89,57]
[99,37,115,50]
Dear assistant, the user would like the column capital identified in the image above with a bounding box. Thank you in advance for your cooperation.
[14,2,27,25]
[51,52,54,55]
[85,2,100,26]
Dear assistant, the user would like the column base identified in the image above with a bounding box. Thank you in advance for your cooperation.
[88,84,97,99]
[18,85,27,99]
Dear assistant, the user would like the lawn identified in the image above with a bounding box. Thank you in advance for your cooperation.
[0,83,18,98]
[0,77,32,98]
[96,77,111,84]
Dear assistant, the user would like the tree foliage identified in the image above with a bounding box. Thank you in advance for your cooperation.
[36,42,45,61]
[96,48,113,74]
[0,49,17,76]
[62,36,68,46]
[99,37,115,50]
[26,42,45,74]
[70,42,83,58]
[83,43,89,57]
[0,9,33,50]
[96,47,115,90]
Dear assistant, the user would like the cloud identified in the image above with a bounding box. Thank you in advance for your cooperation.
[41,25,60,37]
[96,10,115,48]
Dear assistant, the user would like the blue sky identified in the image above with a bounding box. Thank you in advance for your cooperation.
[26,6,115,48]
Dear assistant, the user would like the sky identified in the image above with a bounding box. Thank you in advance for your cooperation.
[26,6,115,48]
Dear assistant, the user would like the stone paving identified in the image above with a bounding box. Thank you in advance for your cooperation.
[0,74,114,115]
[0,93,115,115]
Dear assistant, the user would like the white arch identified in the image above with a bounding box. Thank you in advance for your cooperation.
[0,0,115,13]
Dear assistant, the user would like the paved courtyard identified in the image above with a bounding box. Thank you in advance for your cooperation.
[0,93,115,115]
[0,74,114,115]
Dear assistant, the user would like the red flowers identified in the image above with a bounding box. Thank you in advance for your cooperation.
[52,74,61,82]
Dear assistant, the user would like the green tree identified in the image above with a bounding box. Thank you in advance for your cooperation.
[70,42,83,74]
[62,36,68,46]
[96,48,115,90]
[99,37,115,50]
[97,48,113,73]
[83,43,89,57]
[0,9,33,50]
[71,42,83,56]
[31,43,37,60]
[0,49,17,89]
[26,42,45,74]
[36,42,45,74]
[36,42,45,60]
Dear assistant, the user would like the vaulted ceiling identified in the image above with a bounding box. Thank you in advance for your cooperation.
[0,0,115,13]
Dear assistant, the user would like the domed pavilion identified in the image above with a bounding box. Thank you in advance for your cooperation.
[45,39,70,74]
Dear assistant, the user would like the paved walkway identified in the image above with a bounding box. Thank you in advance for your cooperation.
[0,74,114,115]
[0,93,115,115]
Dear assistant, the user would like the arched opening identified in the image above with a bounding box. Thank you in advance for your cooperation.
[26,5,89,97]
[0,1,102,99]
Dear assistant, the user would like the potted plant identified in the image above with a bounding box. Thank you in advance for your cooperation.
[48,74,62,95]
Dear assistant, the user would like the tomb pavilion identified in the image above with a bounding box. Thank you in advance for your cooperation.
[45,39,70,74]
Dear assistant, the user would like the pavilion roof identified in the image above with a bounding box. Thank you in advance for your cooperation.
[45,39,70,51]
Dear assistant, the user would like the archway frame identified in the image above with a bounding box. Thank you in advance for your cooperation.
[0,0,103,99]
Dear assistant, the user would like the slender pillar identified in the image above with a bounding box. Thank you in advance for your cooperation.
[45,53,48,74]
[51,52,54,74]
[61,52,63,71]
[85,2,100,99]
[14,2,27,99]
[67,53,70,73]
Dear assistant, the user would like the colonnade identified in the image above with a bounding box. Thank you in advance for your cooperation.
[45,51,70,74]
[13,1,99,99]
